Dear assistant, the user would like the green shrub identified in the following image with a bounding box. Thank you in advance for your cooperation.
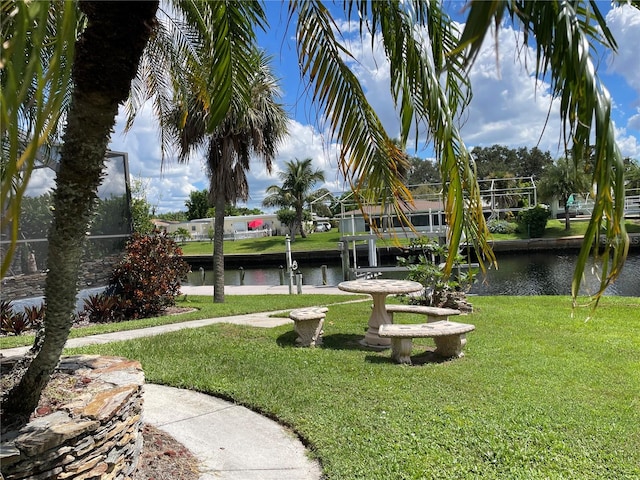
[517,204,551,238]
[397,237,475,311]
[108,233,191,319]
[487,219,517,234]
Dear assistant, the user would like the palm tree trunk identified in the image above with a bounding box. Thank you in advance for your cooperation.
[2,1,158,421]
[213,193,226,303]
[297,208,307,239]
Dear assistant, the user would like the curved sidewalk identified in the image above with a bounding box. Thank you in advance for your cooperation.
[143,384,322,480]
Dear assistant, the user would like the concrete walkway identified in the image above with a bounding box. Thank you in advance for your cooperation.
[0,284,359,480]
[143,384,322,480]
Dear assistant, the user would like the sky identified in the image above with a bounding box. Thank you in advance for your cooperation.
[35,1,640,214]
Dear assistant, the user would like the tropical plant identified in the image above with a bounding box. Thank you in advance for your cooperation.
[163,49,288,303]
[1,1,162,421]
[397,237,475,311]
[108,233,190,320]
[79,293,123,324]
[0,1,76,277]
[537,156,592,230]
[263,158,327,241]
[3,0,635,424]
[0,301,45,335]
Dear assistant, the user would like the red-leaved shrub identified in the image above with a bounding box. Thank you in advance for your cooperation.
[108,233,190,319]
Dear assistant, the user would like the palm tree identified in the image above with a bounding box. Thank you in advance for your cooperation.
[166,49,288,303]
[538,157,591,230]
[263,158,327,241]
[2,1,161,421]
[2,0,265,420]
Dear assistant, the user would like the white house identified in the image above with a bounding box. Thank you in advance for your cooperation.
[153,214,286,240]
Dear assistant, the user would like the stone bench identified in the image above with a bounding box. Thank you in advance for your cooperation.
[385,304,461,323]
[289,307,328,347]
[378,321,475,364]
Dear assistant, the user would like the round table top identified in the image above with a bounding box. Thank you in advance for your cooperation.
[338,279,423,295]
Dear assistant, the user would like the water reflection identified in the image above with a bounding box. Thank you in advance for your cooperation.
[186,251,640,297]
[469,252,640,296]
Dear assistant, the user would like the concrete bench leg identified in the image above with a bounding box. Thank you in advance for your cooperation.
[294,318,324,347]
[390,338,413,364]
[434,334,467,358]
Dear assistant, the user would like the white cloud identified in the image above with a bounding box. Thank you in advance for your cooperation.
[606,5,640,95]
[109,104,208,213]
[334,20,565,157]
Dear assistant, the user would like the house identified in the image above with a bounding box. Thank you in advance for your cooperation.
[153,214,286,240]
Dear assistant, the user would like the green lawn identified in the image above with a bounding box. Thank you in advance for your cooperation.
[179,231,343,255]
[179,219,640,255]
[68,295,640,479]
[0,294,361,349]
[491,218,640,240]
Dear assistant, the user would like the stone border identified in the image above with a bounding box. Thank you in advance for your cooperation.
[1,355,144,480]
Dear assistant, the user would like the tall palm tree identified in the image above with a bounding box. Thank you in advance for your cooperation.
[263,158,326,241]
[167,49,288,303]
[2,1,160,421]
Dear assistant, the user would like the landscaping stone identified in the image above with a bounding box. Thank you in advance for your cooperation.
[1,355,144,480]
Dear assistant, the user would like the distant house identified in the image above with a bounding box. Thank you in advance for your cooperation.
[153,214,286,240]
[339,199,447,235]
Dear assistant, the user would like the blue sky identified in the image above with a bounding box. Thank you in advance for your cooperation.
[34,1,640,214]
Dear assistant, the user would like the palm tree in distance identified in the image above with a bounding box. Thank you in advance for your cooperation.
[263,158,327,241]
[537,157,591,231]
[166,49,288,303]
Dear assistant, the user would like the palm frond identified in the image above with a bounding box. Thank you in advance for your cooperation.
[292,0,413,234]
[1,1,77,277]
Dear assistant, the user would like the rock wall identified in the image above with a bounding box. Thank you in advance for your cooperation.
[0,254,121,301]
[0,355,144,480]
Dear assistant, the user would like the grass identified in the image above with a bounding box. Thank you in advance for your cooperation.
[490,218,640,241]
[179,231,343,255]
[179,219,640,255]
[67,295,640,479]
[0,294,361,349]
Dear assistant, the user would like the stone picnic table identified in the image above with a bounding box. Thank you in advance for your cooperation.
[338,279,423,347]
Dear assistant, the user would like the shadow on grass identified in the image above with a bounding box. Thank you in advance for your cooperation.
[366,347,460,366]
[276,331,378,351]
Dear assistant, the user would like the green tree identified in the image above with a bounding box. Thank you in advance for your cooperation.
[2,1,160,421]
[263,158,326,241]
[173,227,191,244]
[130,178,154,234]
[406,156,441,186]
[185,189,210,221]
[276,208,297,236]
[471,145,554,180]
[537,157,592,230]
[168,49,288,303]
[155,211,187,222]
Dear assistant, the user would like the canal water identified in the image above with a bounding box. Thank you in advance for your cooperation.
[186,250,640,297]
